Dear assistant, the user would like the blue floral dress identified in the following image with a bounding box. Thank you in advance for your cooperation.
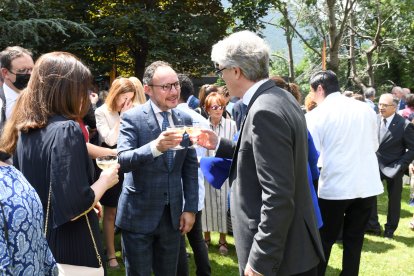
[0,165,57,275]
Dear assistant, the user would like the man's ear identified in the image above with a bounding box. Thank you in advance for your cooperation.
[234,67,242,80]
[316,84,325,97]
[144,85,151,96]
[1,68,9,79]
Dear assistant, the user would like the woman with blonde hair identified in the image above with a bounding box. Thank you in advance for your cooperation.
[95,77,140,269]
[0,52,119,270]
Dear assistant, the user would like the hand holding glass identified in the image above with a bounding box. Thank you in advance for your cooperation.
[166,125,186,150]
[96,155,118,170]
[185,125,203,148]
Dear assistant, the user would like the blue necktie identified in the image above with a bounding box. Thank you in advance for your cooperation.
[161,111,173,170]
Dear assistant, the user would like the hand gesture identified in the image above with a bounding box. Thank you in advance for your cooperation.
[195,129,219,150]
[99,163,120,189]
[89,92,99,105]
[179,212,195,235]
[155,130,183,152]
[120,98,134,114]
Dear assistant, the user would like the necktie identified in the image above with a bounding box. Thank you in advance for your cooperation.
[380,118,387,140]
[161,111,173,170]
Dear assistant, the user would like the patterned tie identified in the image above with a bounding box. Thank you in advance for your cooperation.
[380,118,387,140]
[161,111,173,170]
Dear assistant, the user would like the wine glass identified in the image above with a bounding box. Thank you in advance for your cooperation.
[166,125,186,150]
[185,125,202,149]
[96,155,118,170]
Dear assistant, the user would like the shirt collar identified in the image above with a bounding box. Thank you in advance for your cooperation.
[382,113,395,125]
[150,100,171,115]
[242,79,269,107]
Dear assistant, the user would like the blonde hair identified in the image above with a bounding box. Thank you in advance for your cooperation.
[129,77,146,104]
[105,77,138,112]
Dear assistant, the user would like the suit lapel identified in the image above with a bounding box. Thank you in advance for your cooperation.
[229,80,277,176]
[380,114,401,144]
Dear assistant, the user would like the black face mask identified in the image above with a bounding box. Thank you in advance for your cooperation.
[12,73,31,90]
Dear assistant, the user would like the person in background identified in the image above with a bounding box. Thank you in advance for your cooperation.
[304,92,317,113]
[95,77,140,269]
[231,98,247,130]
[366,93,414,239]
[176,73,211,276]
[306,70,383,276]
[129,76,147,104]
[392,86,406,111]
[0,51,119,270]
[352,93,365,102]
[218,86,233,119]
[0,153,57,275]
[202,92,237,256]
[364,87,379,113]
[0,46,34,131]
[398,93,414,119]
[195,84,220,119]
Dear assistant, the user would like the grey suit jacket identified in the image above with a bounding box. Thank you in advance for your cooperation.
[217,80,324,275]
[116,101,198,234]
[377,113,414,178]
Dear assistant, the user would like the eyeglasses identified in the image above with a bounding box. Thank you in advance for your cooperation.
[148,81,181,92]
[9,68,32,74]
[378,103,394,108]
[210,105,225,110]
[215,67,227,78]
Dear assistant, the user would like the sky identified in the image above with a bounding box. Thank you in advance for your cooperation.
[221,0,305,65]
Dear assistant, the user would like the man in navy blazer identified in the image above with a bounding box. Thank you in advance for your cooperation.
[116,61,198,276]
[367,93,414,239]
[197,31,323,276]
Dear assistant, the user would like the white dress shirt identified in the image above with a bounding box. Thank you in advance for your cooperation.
[306,92,383,200]
[3,83,19,119]
[177,103,210,211]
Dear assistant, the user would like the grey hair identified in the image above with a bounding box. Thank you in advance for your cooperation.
[211,30,270,82]
[0,46,33,70]
[382,93,399,107]
[364,87,376,98]
[142,60,171,85]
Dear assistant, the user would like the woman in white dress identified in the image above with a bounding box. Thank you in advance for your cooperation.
[202,92,237,255]
[95,77,145,269]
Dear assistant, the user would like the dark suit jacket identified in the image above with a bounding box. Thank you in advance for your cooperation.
[216,80,324,275]
[116,101,198,234]
[377,113,414,178]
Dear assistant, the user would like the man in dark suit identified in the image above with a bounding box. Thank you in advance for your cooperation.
[392,86,406,111]
[197,30,324,276]
[116,61,198,276]
[367,93,414,239]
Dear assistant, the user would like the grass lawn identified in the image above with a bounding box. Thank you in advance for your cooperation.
[108,183,414,276]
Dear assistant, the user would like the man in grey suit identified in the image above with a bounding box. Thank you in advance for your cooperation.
[197,31,324,276]
[116,61,198,276]
[367,93,414,239]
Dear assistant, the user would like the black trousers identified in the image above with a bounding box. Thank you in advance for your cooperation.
[368,172,403,233]
[317,196,375,276]
[177,211,211,276]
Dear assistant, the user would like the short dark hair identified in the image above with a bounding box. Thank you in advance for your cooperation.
[309,70,340,96]
[178,74,194,102]
[142,60,171,85]
[0,46,33,70]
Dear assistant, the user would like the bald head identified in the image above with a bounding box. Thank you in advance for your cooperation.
[378,93,398,118]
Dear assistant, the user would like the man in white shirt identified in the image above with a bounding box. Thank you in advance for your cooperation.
[176,73,211,276]
[0,46,34,130]
[306,70,383,276]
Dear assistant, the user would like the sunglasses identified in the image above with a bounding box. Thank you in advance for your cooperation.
[210,105,225,110]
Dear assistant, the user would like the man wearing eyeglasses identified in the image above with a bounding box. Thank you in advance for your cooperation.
[0,46,34,130]
[116,61,198,276]
[197,31,324,276]
[366,93,414,239]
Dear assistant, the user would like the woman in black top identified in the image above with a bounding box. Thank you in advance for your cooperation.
[0,52,119,268]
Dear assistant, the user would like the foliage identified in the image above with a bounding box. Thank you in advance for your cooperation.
[107,185,414,276]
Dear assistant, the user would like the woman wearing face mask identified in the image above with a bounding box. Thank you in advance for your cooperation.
[202,92,237,255]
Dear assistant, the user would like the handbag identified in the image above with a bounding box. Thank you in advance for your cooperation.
[44,182,104,276]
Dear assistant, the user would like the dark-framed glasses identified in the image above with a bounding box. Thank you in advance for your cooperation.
[149,81,181,92]
[215,67,227,78]
[210,105,225,110]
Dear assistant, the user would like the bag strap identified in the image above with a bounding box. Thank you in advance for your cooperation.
[43,181,102,267]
